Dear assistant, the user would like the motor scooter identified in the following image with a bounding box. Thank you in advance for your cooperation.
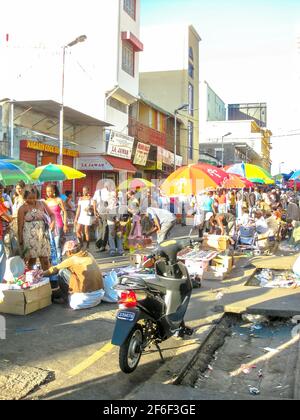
[111,237,198,374]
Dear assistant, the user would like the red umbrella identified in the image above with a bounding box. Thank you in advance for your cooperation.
[192,163,229,185]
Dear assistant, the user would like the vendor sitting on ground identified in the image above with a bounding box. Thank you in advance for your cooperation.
[43,240,104,310]
[206,212,236,236]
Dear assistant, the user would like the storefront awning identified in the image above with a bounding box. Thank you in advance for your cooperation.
[12,100,112,127]
[104,156,137,173]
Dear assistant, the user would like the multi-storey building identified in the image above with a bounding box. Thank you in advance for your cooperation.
[200,81,226,123]
[129,97,183,181]
[1,0,144,192]
[200,120,272,171]
[139,24,201,166]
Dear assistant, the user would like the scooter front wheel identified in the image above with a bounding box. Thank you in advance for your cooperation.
[119,325,144,374]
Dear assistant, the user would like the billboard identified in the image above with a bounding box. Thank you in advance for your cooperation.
[107,131,135,160]
[228,103,267,128]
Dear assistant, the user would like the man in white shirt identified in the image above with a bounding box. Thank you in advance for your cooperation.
[145,207,176,244]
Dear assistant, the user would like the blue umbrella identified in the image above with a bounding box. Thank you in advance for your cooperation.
[0,160,33,186]
[289,171,300,180]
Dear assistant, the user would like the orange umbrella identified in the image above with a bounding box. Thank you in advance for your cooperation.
[222,173,252,189]
[161,164,228,197]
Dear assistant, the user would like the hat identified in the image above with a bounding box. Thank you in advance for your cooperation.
[205,212,214,222]
[62,240,80,256]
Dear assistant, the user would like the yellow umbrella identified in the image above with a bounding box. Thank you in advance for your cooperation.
[118,178,155,190]
[31,163,86,182]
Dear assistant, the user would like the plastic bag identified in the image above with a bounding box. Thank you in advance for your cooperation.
[69,289,105,310]
[102,270,119,303]
[4,256,25,282]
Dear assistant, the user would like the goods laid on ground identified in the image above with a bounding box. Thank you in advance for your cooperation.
[177,248,219,286]
[252,269,300,289]
[212,255,234,274]
[203,234,231,252]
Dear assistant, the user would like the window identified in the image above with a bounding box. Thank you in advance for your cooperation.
[188,61,194,79]
[188,83,194,116]
[189,47,194,61]
[122,42,135,76]
[188,121,194,160]
[149,109,153,127]
[123,0,136,20]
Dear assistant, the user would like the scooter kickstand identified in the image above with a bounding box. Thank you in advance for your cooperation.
[155,342,165,363]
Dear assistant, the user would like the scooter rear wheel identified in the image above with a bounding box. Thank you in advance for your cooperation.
[119,325,143,374]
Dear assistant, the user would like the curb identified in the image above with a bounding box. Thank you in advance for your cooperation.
[173,314,225,385]
[293,332,300,400]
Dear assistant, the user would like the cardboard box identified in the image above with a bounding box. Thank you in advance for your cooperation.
[202,267,227,281]
[212,255,234,273]
[130,249,155,268]
[203,235,231,252]
[0,283,52,315]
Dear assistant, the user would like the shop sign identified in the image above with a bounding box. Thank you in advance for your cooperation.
[162,149,174,166]
[157,147,163,170]
[23,140,79,157]
[77,156,113,171]
[133,142,150,166]
[107,131,134,160]
[176,155,183,167]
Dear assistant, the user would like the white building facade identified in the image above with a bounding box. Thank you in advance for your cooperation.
[0,0,144,190]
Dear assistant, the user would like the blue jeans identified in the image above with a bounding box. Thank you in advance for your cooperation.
[54,228,64,263]
[116,237,124,254]
[0,240,6,283]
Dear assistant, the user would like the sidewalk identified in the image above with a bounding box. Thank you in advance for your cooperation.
[127,254,300,400]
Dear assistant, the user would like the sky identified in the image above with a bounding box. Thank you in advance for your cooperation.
[141,0,300,174]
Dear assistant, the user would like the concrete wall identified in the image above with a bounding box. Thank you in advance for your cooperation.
[140,70,187,115]
[206,84,226,121]
[187,26,200,164]
[118,0,141,98]
[140,25,201,165]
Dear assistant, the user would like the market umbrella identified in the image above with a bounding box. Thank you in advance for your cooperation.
[30,163,86,182]
[225,163,274,185]
[0,160,33,186]
[289,170,300,181]
[222,173,254,189]
[118,178,155,190]
[0,155,35,174]
[160,163,228,197]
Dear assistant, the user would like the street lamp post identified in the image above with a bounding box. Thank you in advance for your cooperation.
[221,132,232,168]
[59,35,87,166]
[279,162,285,174]
[174,104,189,170]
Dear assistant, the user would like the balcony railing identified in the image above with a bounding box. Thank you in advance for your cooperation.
[128,117,166,148]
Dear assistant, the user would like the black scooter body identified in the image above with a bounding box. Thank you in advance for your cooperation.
[112,238,193,346]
